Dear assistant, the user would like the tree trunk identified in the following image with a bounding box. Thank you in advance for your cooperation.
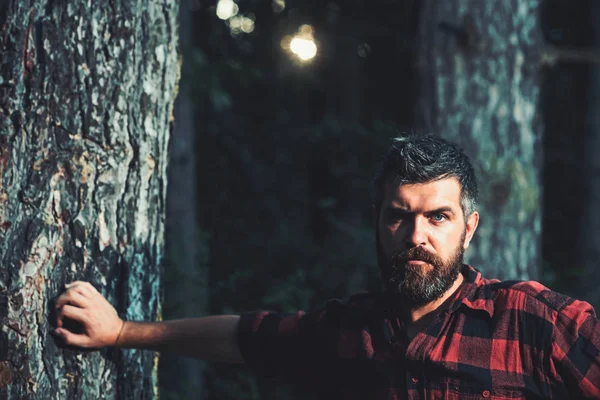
[416,0,543,280]
[577,1,600,309]
[539,1,600,307]
[160,0,209,398]
[0,1,178,398]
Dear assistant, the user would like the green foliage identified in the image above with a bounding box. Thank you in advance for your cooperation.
[169,0,418,398]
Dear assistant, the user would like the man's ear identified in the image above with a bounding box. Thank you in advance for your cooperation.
[463,211,479,249]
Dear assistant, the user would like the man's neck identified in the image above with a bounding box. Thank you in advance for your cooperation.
[401,272,464,336]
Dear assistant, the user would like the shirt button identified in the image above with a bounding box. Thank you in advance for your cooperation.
[482,390,490,398]
[411,377,419,383]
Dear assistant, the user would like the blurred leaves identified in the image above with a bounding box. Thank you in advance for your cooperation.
[175,0,418,399]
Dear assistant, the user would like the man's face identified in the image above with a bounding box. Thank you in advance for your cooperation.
[376,177,479,306]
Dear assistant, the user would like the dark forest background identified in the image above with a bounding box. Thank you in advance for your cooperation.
[159,0,600,399]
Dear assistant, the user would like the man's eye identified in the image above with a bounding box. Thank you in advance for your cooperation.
[431,214,446,222]
[387,212,405,222]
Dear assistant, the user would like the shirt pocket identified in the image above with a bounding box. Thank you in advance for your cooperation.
[425,379,526,400]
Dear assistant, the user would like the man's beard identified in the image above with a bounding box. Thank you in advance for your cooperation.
[377,232,466,307]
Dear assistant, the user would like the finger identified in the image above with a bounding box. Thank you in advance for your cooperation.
[66,291,90,308]
[56,290,89,309]
[55,306,68,327]
[53,328,90,348]
[60,304,87,324]
[65,281,86,288]
[55,305,66,327]
[55,292,70,309]
[66,281,97,293]
[71,285,90,298]
[65,281,87,293]
[70,291,90,307]
[67,283,98,298]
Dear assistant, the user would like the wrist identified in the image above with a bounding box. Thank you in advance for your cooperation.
[114,319,127,347]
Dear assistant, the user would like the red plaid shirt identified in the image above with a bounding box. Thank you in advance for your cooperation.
[237,265,600,399]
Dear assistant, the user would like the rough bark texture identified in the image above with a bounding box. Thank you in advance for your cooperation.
[417,0,543,280]
[0,1,178,398]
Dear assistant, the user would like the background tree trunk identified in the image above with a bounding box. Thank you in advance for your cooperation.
[0,1,178,398]
[416,0,543,280]
[539,0,600,307]
[576,1,600,309]
[160,0,209,398]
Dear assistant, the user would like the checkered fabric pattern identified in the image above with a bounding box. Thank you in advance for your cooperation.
[237,265,600,399]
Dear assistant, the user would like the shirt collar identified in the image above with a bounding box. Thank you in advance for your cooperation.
[377,264,496,319]
[448,264,495,318]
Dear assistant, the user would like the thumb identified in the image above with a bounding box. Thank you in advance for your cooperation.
[54,328,90,348]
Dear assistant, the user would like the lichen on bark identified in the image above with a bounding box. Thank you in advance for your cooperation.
[416,0,543,280]
[0,0,179,398]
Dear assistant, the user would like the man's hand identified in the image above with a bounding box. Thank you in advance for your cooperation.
[54,281,243,362]
[54,281,124,348]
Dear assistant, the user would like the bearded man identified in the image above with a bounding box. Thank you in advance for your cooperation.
[54,135,600,399]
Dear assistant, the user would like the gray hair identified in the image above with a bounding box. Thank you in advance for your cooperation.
[373,134,478,219]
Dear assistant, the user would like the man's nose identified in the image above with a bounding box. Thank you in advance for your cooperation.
[405,216,428,247]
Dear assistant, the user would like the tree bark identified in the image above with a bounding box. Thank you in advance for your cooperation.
[0,1,178,398]
[416,0,543,280]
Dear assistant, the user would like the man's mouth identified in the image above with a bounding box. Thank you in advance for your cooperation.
[390,248,439,271]
[406,259,428,265]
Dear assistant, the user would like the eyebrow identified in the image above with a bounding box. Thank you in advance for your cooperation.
[386,206,457,215]
[426,207,456,215]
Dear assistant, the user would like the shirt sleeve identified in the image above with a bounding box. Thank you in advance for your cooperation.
[551,299,600,398]
[237,307,333,385]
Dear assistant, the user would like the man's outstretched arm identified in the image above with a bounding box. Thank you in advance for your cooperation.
[53,281,243,364]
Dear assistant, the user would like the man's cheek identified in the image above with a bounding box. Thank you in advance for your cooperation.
[380,230,399,253]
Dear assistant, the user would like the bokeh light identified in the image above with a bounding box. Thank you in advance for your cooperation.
[228,14,255,35]
[357,43,371,58]
[290,38,317,61]
[299,24,313,36]
[272,0,285,13]
[281,24,318,62]
[216,0,239,20]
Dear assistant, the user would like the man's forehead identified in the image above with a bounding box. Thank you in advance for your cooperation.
[383,177,462,207]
